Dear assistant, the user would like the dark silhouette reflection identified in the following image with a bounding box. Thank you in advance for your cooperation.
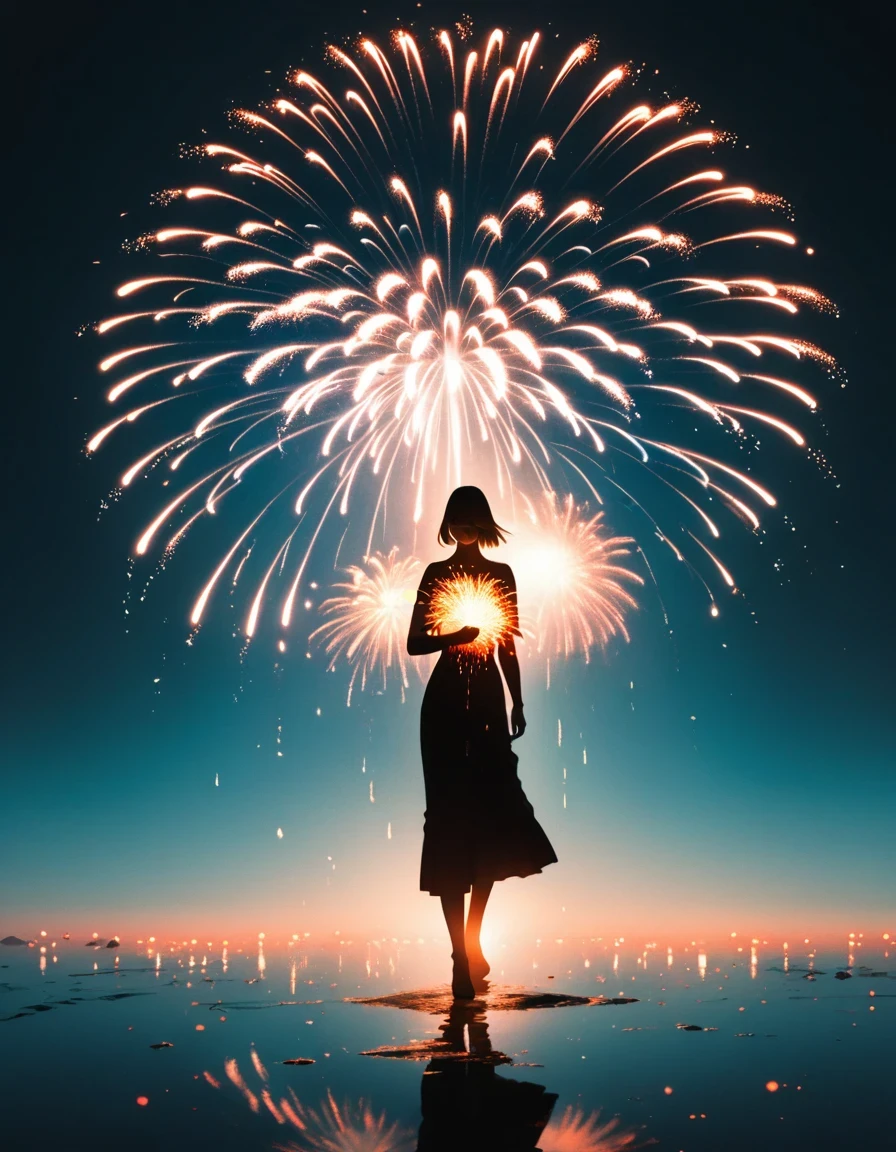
[407,487,558,998]
[416,1001,557,1152]
[209,1013,651,1151]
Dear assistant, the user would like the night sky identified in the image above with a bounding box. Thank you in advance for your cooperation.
[4,0,893,943]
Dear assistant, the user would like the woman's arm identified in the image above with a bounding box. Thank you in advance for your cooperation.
[497,566,526,739]
[406,565,479,655]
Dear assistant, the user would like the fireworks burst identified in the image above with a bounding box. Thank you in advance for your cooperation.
[89,23,834,638]
[209,1053,413,1151]
[539,1104,654,1152]
[309,548,420,703]
[508,494,644,659]
[426,572,516,655]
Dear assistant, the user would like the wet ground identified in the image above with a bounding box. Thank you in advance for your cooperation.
[0,929,891,1150]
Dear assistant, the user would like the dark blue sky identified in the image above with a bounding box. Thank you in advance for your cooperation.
[3,0,893,938]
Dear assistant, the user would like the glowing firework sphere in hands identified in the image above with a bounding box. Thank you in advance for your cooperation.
[427,573,516,655]
[90,23,835,638]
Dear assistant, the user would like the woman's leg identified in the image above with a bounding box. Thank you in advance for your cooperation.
[440,890,474,998]
[465,879,493,978]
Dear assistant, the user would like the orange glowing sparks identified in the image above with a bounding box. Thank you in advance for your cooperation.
[427,573,515,654]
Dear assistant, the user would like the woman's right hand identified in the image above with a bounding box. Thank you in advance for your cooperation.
[451,626,480,646]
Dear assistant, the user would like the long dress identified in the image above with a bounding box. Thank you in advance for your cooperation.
[417,560,558,895]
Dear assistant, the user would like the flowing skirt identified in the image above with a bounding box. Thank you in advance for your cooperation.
[419,654,558,895]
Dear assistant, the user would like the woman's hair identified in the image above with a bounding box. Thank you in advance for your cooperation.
[438,486,508,548]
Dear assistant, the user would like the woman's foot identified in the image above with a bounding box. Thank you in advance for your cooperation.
[451,952,475,999]
[465,940,490,981]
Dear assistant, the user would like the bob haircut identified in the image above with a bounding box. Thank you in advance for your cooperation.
[438,486,508,548]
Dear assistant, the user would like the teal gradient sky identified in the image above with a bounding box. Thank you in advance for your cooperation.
[2,0,893,943]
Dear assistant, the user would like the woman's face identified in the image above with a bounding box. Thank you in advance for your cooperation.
[449,522,480,545]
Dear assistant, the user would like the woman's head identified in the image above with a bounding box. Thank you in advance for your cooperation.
[438,486,508,548]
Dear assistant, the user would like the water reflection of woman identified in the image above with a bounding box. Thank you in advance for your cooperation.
[407,486,558,998]
[417,1003,557,1151]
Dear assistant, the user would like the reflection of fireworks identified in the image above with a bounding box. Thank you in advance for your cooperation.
[509,495,643,660]
[309,548,419,703]
[273,1089,413,1152]
[209,1052,413,1152]
[90,24,833,635]
[427,573,514,655]
[539,1104,655,1152]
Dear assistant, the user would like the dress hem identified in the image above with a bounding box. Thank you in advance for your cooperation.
[420,858,557,896]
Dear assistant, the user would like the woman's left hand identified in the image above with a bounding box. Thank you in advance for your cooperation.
[510,704,526,741]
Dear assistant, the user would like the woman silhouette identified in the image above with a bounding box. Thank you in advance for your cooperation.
[407,486,558,998]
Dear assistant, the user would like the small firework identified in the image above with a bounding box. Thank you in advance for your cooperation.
[508,494,643,659]
[427,573,515,655]
[210,1050,413,1151]
[539,1104,653,1152]
[310,548,420,704]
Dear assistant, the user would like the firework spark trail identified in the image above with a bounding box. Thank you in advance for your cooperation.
[90,24,835,639]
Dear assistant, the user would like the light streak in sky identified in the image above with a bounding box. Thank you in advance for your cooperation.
[89,23,835,637]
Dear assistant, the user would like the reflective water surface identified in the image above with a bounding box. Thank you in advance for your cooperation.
[0,930,891,1150]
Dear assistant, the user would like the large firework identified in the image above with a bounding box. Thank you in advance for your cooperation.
[89,23,833,638]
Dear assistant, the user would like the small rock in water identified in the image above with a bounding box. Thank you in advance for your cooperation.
[0,936,29,947]
[676,1023,703,1031]
[149,1042,174,1049]
[282,1057,315,1066]
[834,971,852,980]
[84,941,100,947]
[106,939,120,949]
